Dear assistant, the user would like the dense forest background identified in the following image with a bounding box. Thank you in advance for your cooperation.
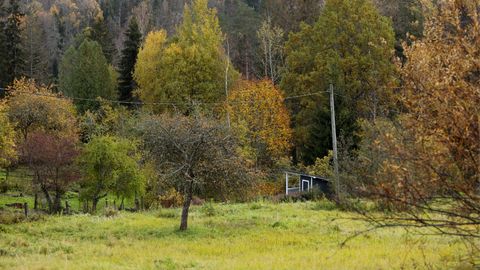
[0,0,424,163]
[0,0,423,84]
[0,0,478,248]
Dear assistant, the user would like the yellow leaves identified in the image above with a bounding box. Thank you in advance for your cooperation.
[227,79,292,164]
[5,78,78,140]
[0,106,16,167]
[134,1,231,113]
[305,150,334,178]
[134,30,168,110]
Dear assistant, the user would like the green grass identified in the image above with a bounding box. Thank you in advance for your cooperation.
[0,201,471,270]
[0,192,137,214]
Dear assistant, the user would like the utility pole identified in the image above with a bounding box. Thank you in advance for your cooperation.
[225,38,231,129]
[329,84,340,201]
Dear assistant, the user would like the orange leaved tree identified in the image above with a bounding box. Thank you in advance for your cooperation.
[227,79,292,167]
[352,0,480,247]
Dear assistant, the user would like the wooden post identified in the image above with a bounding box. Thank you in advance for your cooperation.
[23,202,28,218]
[105,198,109,208]
[113,200,117,210]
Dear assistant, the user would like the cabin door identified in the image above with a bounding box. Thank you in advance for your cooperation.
[302,180,310,192]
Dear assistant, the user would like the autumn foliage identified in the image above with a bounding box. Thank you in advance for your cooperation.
[352,0,480,240]
[227,79,292,166]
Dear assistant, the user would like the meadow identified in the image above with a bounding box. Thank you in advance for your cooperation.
[0,201,470,270]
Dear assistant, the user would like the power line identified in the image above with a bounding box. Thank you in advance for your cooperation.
[0,87,330,107]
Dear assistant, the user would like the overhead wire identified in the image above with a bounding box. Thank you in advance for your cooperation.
[0,87,331,107]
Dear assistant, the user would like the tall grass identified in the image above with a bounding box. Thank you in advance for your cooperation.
[0,202,471,269]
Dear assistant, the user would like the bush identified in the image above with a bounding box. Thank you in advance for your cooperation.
[311,200,337,211]
[156,209,178,219]
[274,189,328,203]
[191,196,205,206]
[256,181,283,197]
[159,188,184,208]
[0,211,25,224]
[103,207,119,218]
[0,210,44,224]
[200,200,216,217]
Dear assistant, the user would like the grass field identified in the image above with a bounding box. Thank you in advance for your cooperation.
[0,201,471,270]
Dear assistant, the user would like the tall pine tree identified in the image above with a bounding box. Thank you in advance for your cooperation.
[91,15,117,64]
[0,0,25,88]
[118,17,142,103]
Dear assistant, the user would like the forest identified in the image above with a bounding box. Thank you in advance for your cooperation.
[0,0,479,269]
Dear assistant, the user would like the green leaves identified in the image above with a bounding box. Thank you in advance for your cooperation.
[282,0,397,164]
[79,136,145,204]
[134,0,237,113]
[59,40,118,113]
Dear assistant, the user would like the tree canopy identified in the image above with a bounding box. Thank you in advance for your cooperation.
[118,17,142,103]
[0,105,16,167]
[78,135,145,212]
[282,0,397,164]
[227,79,292,167]
[59,39,118,113]
[139,113,250,230]
[134,0,238,113]
[6,78,77,140]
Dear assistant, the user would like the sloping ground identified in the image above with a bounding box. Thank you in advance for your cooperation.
[0,202,469,270]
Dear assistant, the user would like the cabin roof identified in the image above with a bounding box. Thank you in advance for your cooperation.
[284,171,331,182]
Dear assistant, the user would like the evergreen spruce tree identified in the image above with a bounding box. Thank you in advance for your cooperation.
[0,4,7,90]
[59,40,118,113]
[91,15,117,64]
[118,17,142,103]
[1,0,25,88]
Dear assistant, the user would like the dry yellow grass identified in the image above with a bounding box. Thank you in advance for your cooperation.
[0,202,471,269]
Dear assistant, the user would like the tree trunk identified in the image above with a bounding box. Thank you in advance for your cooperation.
[34,193,38,210]
[53,191,62,214]
[41,185,53,213]
[179,182,194,231]
[120,197,125,210]
[92,197,99,213]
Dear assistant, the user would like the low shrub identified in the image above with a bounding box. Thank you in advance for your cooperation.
[311,200,337,211]
[191,196,205,206]
[249,203,262,210]
[159,189,184,208]
[103,207,118,218]
[157,209,178,219]
[0,210,44,224]
[274,189,329,203]
[144,188,185,209]
[0,211,25,224]
[200,200,216,217]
